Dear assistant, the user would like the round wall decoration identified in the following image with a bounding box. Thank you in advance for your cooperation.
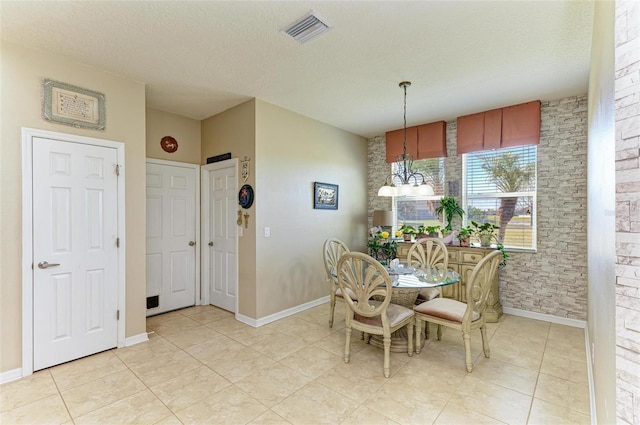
[238,184,254,209]
[160,136,178,153]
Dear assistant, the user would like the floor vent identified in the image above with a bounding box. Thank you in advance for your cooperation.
[147,295,159,309]
[281,12,331,44]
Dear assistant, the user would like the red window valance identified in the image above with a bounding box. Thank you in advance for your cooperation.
[385,121,447,163]
[456,100,540,155]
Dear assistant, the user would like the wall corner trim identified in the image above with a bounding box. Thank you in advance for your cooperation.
[124,333,149,347]
[502,307,586,328]
[236,296,330,328]
[584,326,597,424]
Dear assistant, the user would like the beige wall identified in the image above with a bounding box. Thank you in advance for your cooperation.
[200,99,368,320]
[146,108,201,163]
[0,41,147,373]
[201,100,257,318]
[254,99,368,318]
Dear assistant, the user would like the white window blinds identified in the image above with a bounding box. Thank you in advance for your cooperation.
[463,145,537,250]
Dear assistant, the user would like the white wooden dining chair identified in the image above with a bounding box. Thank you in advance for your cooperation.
[406,238,449,303]
[414,250,502,372]
[337,252,414,378]
[322,238,353,327]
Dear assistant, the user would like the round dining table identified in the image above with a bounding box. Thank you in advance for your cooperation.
[367,265,461,353]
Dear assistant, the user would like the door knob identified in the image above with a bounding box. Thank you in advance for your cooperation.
[189,241,196,246]
[208,242,214,247]
[37,261,60,269]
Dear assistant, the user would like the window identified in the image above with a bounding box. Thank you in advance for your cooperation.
[393,158,445,230]
[463,145,537,250]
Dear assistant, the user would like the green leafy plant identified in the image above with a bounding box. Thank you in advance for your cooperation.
[398,224,416,235]
[435,196,465,232]
[496,243,509,269]
[456,226,473,246]
[468,221,508,267]
[470,221,499,247]
[424,225,441,236]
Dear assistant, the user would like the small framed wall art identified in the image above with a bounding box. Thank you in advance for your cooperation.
[313,182,338,210]
[42,79,106,130]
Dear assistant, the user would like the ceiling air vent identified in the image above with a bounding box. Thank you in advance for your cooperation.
[282,12,331,44]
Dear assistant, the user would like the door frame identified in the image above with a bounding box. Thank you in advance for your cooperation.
[145,158,201,307]
[200,159,239,312]
[21,127,126,377]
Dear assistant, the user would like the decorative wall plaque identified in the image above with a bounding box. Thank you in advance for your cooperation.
[42,79,105,130]
[241,156,251,182]
[160,136,178,153]
[238,184,254,209]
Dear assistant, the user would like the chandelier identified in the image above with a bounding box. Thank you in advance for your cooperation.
[378,81,434,197]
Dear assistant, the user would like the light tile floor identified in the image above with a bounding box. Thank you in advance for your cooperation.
[0,303,590,424]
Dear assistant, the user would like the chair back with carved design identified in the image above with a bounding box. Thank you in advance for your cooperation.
[407,238,448,271]
[464,250,502,326]
[322,238,350,328]
[407,238,448,303]
[336,251,414,377]
[337,252,392,319]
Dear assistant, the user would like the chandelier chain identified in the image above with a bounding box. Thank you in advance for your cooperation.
[377,81,434,197]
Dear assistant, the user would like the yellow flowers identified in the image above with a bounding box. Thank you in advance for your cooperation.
[368,227,398,264]
[395,230,403,238]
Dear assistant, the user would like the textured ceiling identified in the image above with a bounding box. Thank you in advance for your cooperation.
[0,1,594,138]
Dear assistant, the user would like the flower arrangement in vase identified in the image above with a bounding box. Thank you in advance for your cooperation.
[367,227,398,265]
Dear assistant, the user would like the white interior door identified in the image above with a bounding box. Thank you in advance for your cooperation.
[146,160,198,316]
[32,137,119,371]
[202,160,238,312]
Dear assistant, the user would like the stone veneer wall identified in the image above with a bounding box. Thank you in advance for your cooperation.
[615,1,640,423]
[367,95,589,320]
[502,96,588,319]
[367,135,392,229]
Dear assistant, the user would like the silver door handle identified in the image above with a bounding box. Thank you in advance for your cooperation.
[208,242,214,247]
[37,261,60,269]
[189,241,196,246]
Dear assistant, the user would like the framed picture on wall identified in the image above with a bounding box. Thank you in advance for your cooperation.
[42,79,106,131]
[314,182,338,210]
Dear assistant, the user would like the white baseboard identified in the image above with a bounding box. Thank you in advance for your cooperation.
[236,296,330,328]
[2,334,149,385]
[124,333,149,347]
[502,307,586,328]
[0,368,23,385]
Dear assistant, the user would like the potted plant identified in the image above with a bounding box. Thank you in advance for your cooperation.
[435,196,465,233]
[424,225,441,238]
[456,226,473,247]
[398,223,416,242]
[470,221,499,247]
